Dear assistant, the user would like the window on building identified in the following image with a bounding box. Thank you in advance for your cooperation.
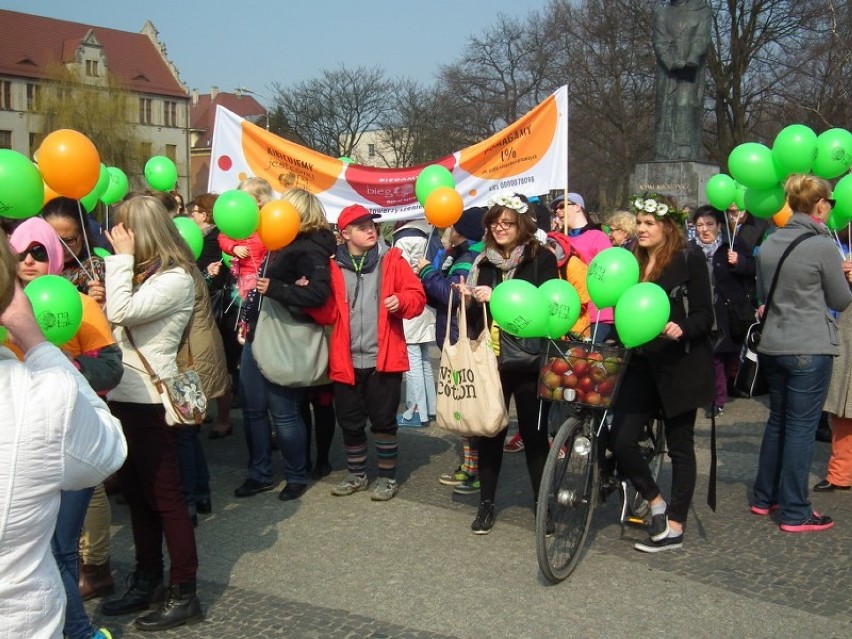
[0,81,11,110]
[0,130,11,149]
[28,133,39,158]
[368,143,376,158]
[165,144,177,162]
[139,98,152,124]
[85,60,99,77]
[26,83,40,111]
[164,101,177,127]
[140,141,152,159]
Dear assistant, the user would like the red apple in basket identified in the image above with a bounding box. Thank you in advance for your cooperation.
[550,357,570,375]
[585,391,602,406]
[597,377,616,397]
[543,371,562,390]
[574,389,586,403]
[578,376,595,393]
[561,371,578,388]
[590,364,608,384]
[538,383,550,398]
[587,351,604,363]
[572,358,589,377]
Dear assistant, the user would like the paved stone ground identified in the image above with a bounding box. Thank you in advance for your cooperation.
[87,392,852,638]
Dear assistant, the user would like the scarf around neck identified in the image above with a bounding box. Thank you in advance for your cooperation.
[695,234,723,261]
[468,244,526,287]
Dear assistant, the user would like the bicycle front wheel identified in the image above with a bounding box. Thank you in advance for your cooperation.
[535,415,599,583]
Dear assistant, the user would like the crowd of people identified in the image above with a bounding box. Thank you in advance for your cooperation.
[1,172,850,636]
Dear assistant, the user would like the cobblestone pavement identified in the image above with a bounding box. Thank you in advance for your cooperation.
[88,393,851,639]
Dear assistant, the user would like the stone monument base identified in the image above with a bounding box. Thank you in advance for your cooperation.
[630,161,719,210]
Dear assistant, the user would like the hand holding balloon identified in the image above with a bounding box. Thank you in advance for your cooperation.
[86,280,105,305]
[105,223,135,256]
[661,321,683,340]
[472,286,492,304]
[0,281,46,353]
[255,277,270,295]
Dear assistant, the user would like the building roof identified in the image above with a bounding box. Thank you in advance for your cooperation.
[0,9,187,98]
[190,92,266,148]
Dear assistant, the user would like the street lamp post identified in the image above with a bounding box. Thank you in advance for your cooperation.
[235,87,270,131]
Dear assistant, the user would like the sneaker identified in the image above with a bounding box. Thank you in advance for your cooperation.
[397,414,425,428]
[750,504,780,516]
[503,432,524,453]
[471,500,495,535]
[704,405,724,419]
[234,478,274,498]
[648,513,670,542]
[635,532,683,553]
[779,512,834,533]
[813,479,851,492]
[93,629,113,639]
[438,466,468,486]
[330,474,368,496]
[453,475,480,495]
[371,478,399,501]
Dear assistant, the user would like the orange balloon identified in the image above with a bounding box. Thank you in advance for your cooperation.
[43,181,60,206]
[773,201,792,227]
[38,129,100,199]
[424,187,463,227]
[258,200,301,250]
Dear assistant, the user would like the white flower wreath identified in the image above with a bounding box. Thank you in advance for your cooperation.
[630,193,686,224]
[487,193,529,214]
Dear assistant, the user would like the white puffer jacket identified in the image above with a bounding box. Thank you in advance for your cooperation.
[104,255,194,404]
[0,343,127,639]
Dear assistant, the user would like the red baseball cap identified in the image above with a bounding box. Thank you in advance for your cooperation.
[337,204,380,229]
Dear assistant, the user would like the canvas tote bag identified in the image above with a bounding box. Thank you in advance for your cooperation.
[251,297,330,387]
[435,288,509,437]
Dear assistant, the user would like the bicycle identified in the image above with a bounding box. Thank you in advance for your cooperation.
[533,339,667,583]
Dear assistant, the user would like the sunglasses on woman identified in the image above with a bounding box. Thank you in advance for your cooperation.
[17,244,49,263]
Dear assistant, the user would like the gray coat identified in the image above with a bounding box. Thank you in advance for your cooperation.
[756,214,852,356]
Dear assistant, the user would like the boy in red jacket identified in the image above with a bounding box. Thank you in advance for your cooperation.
[310,204,425,501]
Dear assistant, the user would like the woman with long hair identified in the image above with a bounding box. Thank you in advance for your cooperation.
[752,174,852,532]
[466,192,559,534]
[233,187,337,501]
[610,194,715,552]
[99,195,203,630]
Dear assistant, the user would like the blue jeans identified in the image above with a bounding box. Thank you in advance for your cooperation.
[241,341,308,484]
[754,353,833,524]
[403,342,437,420]
[52,487,95,639]
[176,426,211,513]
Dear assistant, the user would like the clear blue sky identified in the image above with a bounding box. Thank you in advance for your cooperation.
[3,0,549,104]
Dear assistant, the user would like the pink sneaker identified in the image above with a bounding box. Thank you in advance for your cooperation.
[750,504,780,516]
[779,512,834,533]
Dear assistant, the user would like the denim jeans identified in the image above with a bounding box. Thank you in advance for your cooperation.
[176,426,211,513]
[241,341,308,484]
[403,342,437,420]
[754,353,833,524]
[52,487,95,639]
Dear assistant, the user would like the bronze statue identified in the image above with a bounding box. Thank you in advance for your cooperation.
[652,0,712,161]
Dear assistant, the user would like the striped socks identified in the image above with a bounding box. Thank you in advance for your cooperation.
[375,434,398,479]
[462,437,479,476]
[344,442,368,477]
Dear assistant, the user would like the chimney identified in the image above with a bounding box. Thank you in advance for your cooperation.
[191,88,199,106]
[210,85,218,101]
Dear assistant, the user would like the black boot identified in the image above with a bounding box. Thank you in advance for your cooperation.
[100,569,165,616]
[133,582,203,631]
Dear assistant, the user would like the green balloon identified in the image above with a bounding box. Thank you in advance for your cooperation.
[101,166,129,205]
[0,325,7,342]
[728,143,778,190]
[92,247,112,258]
[614,282,670,348]
[144,156,178,192]
[80,163,110,213]
[812,128,852,180]
[0,149,44,219]
[24,275,83,346]
[339,156,354,163]
[832,174,852,222]
[489,279,549,338]
[221,251,232,268]
[538,279,581,338]
[415,164,455,207]
[586,247,640,309]
[771,124,817,179]
[705,173,737,210]
[212,189,259,240]
[743,184,786,219]
[733,183,747,210]
[173,216,204,260]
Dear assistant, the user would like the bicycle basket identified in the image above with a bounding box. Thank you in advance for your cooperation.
[537,339,630,409]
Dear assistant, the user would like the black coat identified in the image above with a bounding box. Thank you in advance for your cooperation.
[699,240,756,352]
[467,244,559,337]
[263,229,338,309]
[631,247,715,417]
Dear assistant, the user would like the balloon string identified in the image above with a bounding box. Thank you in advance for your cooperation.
[75,200,97,282]
[847,223,851,261]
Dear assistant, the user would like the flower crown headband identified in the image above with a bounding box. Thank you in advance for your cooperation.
[630,193,686,225]
[487,193,528,215]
